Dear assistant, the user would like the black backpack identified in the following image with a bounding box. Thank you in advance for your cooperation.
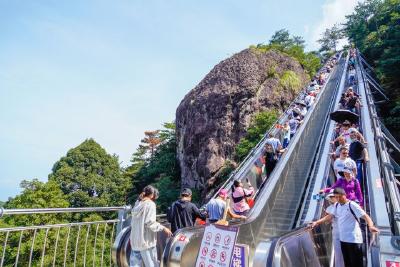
[335,201,361,224]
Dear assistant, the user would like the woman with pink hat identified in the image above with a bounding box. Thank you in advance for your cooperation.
[205,189,246,223]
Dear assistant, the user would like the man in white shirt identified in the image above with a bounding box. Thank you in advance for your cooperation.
[333,147,357,179]
[311,187,379,267]
[310,190,344,267]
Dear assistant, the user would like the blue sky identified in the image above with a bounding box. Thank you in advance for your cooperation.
[0,0,359,201]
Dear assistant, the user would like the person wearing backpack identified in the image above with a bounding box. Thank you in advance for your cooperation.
[309,190,344,267]
[167,188,206,233]
[231,179,254,216]
[311,187,379,267]
[263,143,279,178]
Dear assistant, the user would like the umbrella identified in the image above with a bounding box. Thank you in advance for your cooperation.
[295,101,307,107]
[330,109,359,124]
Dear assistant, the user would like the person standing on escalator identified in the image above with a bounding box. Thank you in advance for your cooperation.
[206,189,246,223]
[263,143,283,178]
[266,133,282,153]
[231,180,254,216]
[349,128,369,184]
[282,121,291,149]
[310,190,344,267]
[312,187,379,267]
[167,188,206,233]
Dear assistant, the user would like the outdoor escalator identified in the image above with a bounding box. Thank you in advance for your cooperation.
[263,50,400,267]
[159,54,346,267]
[112,53,346,267]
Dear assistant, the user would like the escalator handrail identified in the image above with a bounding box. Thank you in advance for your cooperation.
[294,53,347,227]
[301,52,349,225]
[357,51,400,234]
[206,56,340,201]
[265,51,367,266]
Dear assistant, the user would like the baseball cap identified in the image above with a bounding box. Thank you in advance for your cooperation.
[333,187,346,195]
[218,189,228,198]
[181,188,192,196]
[326,189,335,198]
[349,128,358,134]
[343,168,353,174]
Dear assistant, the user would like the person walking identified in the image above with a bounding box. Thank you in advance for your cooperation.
[130,185,172,267]
[206,189,246,223]
[167,188,206,233]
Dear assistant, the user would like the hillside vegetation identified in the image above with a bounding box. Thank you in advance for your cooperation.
[345,0,400,137]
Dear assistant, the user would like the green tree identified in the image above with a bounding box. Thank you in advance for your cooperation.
[280,71,302,94]
[3,179,69,226]
[234,110,279,161]
[344,0,400,137]
[0,180,70,266]
[126,123,181,212]
[255,29,321,78]
[49,139,129,208]
[270,29,292,48]
[318,23,344,54]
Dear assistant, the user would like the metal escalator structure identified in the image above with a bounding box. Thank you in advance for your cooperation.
[262,50,400,266]
[160,55,346,267]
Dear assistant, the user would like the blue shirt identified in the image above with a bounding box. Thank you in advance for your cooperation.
[289,119,300,134]
[266,137,281,152]
[206,198,226,221]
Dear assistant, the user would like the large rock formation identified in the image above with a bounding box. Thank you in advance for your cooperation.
[176,48,309,192]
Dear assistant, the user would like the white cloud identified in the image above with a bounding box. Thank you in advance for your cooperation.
[304,25,310,34]
[310,0,362,50]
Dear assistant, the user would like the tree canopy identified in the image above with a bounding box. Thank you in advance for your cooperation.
[318,24,344,55]
[49,138,129,208]
[344,0,400,137]
[253,29,322,78]
[125,122,181,211]
[234,110,279,162]
[2,179,69,227]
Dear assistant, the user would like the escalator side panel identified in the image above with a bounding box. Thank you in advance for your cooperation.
[162,57,345,267]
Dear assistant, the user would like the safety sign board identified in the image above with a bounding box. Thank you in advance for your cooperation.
[195,224,238,267]
[386,261,400,267]
[230,244,249,267]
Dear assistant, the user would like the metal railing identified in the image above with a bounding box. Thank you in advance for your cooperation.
[0,206,127,267]
[264,49,398,267]
[160,55,344,267]
[204,55,340,201]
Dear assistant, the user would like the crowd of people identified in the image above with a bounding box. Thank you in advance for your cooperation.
[261,55,339,181]
[310,49,379,267]
[127,51,379,267]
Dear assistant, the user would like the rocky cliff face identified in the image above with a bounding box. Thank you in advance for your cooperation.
[176,48,308,191]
